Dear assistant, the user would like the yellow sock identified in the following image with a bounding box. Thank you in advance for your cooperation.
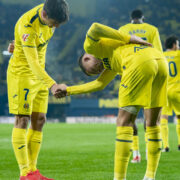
[160,118,169,148]
[145,132,148,144]
[12,128,29,176]
[132,135,139,151]
[145,126,162,179]
[145,131,148,159]
[114,126,133,180]
[176,119,180,145]
[27,128,43,172]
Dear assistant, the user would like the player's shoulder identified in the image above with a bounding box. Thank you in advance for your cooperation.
[119,23,132,30]
[18,4,43,27]
[143,23,158,31]
[164,50,178,57]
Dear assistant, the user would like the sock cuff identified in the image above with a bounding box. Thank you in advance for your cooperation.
[160,118,168,124]
[146,126,160,134]
[12,128,27,142]
[13,128,26,134]
[116,126,133,135]
[27,129,42,136]
[27,129,43,142]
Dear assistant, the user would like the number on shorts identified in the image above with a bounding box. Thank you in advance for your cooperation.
[24,88,29,101]
[169,61,177,77]
[141,37,147,41]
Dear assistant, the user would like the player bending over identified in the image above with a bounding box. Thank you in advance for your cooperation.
[55,23,168,180]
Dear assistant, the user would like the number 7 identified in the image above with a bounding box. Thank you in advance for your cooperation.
[24,88,29,101]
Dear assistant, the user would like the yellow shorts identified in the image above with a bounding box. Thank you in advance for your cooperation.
[7,72,49,115]
[119,57,168,108]
[162,83,180,116]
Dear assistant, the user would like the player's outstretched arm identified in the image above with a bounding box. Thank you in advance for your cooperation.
[87,22,131,44]
[87,22,152,47]
[54,69,117,98]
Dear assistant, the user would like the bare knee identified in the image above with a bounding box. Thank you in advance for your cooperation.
[144,107,162,127]
[117,109,137,127]
[31,112,46,131]
[15,115,30,129]
[37,114,46,127]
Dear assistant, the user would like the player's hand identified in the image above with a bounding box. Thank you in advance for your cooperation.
[130,35,152,47]
[51,83,68,98]
[55,84,68,98]
[8,40,15,53]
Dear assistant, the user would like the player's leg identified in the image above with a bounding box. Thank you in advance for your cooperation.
[27,85,53,180]
[131,123,141,163]
[114,106,140,180]
[143,108,162,180]
[144,119,148,159]
[143,58,168,180]
[171,94,180,150]
[27,112,46,172]
[160,114,169,152]
[7,72,38,179]
[176,115,180,150]
[12,115,30,176]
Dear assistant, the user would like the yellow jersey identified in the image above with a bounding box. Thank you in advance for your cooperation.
[119,23,162,52]
[67,23,165,95]
[164,50,180,85]
[8,4,56,88]
[84,23,164,74]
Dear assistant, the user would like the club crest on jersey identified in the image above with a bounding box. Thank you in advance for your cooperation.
[22,34,29,42]
[23,103,29,110]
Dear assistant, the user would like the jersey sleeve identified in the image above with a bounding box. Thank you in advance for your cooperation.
[87,23,131,43]
[66,69,117,95]
[19,25,56,88]
[84,23,131,58]
[152,28,163,52]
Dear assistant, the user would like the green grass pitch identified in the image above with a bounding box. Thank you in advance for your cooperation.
[0,123,179,180]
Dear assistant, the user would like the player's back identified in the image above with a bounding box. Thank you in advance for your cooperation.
[109,44,164,73]
[164,50,180,84]
[119,23,162,52]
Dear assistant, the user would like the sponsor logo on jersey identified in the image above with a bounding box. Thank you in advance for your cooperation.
[102,58,111,70]
[22,34,30,42]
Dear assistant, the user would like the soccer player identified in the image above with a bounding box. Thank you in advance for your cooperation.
[7,0,69,180]
[119,9,163,163]
[55,23,168,180]
[160,35,180,152]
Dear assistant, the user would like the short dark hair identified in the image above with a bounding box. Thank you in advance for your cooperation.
[165,35,178,49]
[78,53,90,76]
[131,9,143,19]
[44,0,69,23]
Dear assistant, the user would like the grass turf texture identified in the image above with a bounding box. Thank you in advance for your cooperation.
[0,123,179,180]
